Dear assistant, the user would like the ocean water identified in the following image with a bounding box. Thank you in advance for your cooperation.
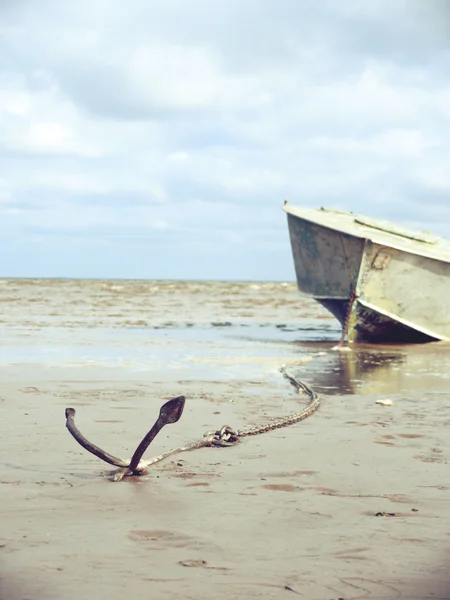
[0,278,338,365]
[1,278,449,394]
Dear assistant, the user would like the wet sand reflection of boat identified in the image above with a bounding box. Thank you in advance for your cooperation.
[283,202,450,343]
[288,343,450,396]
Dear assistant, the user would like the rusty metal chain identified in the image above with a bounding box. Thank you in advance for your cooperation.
[203,365,319,444]
[112,366,320,480]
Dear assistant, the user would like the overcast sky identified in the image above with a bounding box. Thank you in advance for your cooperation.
[1,0,450,280]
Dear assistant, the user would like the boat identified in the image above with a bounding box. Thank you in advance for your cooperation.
[283,201,450,343]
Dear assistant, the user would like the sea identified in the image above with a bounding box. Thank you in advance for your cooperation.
[1,278,449,395]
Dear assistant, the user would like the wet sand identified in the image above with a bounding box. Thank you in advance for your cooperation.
[1,280,450,599]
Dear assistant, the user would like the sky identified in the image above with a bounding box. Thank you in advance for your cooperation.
[1,0,450,280]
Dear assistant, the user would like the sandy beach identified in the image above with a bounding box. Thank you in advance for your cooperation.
[1,280,450,599]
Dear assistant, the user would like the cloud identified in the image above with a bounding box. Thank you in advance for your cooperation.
[1,0,450,279]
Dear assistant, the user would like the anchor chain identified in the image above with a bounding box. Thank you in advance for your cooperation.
[203,425,240,447]
[199,366,319,450]
[109,367,320,478]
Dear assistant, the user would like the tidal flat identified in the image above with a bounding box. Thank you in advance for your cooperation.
[1,279,450,599]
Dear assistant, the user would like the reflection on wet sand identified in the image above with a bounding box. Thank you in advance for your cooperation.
[289,342,450,395]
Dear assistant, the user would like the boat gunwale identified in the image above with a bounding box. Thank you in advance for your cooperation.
[283,203,450,265]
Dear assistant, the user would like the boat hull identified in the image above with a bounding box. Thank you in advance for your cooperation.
[286,210,450,343]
